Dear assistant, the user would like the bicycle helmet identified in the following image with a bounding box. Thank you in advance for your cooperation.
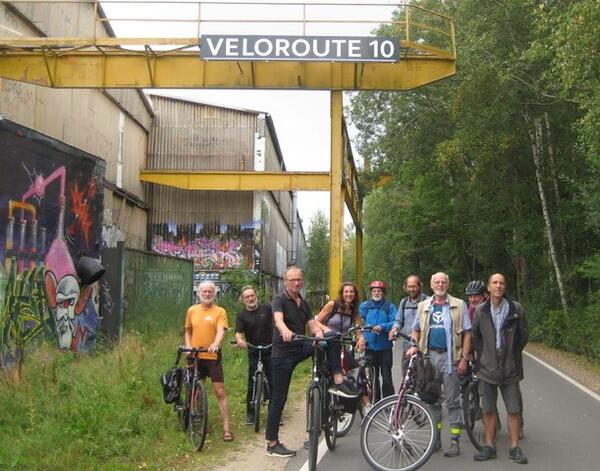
[368,280,386,291]
[465,280,486,296]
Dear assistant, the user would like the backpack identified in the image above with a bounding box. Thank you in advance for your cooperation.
[414,355,440,405]
[160,367,183,404]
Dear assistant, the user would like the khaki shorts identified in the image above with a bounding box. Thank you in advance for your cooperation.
[480,380,522,414]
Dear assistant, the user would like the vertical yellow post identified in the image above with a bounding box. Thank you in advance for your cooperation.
[329,91,344,296]
[355,228,363,289]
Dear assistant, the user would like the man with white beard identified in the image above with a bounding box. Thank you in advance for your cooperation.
[184,281,233,442]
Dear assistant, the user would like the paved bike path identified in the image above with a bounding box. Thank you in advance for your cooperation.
[286,347,600,471]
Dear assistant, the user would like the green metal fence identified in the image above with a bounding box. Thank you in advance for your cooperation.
[123,248,193,333]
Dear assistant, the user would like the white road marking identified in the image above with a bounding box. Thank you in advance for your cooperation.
[524,350,600,402]
[299,438,328,471]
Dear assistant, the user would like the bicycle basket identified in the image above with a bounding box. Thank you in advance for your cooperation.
[338,368,363,413]
[160,367,183,404]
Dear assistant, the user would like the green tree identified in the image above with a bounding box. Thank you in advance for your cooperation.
[304,210,330,295]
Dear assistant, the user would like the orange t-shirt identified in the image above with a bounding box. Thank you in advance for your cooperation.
[185,304,228,360]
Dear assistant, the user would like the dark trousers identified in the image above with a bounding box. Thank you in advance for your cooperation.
[246,351,272,414]
[265,343,312,442]
[365,349,394,402]
[324,330,343,375]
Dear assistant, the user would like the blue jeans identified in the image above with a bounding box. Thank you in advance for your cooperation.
[265,343,312,442]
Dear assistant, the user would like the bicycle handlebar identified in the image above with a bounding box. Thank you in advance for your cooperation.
[229,340,272,351]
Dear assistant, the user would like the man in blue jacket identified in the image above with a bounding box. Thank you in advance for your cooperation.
[359,280,397,402]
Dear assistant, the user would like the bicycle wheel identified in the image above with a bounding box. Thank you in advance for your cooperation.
[359,364,376,419]
[462,381,485,451]
[307,384,321,471]
[337,411,356,437]
[360,394,436,471]
[189,379,208,451]
[324,390,338,451]
[176,372,190,430]
[253,372,263,433]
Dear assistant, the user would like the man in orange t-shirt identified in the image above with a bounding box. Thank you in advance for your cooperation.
[184,281,233,441]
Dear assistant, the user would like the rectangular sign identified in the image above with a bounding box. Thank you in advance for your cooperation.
[200,35,400,62]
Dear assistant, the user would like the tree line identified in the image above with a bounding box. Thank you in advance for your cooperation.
[305,0,600,361]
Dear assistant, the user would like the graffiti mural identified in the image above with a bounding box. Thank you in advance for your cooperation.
[150,222,257,270]
[0,119,105,371]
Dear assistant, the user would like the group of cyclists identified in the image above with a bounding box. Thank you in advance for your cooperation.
[183,266,528,465]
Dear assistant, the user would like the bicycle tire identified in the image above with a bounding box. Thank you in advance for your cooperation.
[360,394,435,471]
[359,364,376,419]
[176,371,190,431]
[324,390,338,451]
[462,381,485,451]
[189,379,208,451]
[253,372,263,433]
[337,411,356,437]
[307,385,321,471]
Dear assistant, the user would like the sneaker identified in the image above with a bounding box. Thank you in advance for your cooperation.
[361,403,373,416]
[245,413,254,425]
[509,446,528,464]
[474,445,497,461]
[433,439,442,452]
[443,439,460,457]
[266,442,296,458]
[328,382,360,398]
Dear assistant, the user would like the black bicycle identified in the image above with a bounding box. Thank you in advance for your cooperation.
[173,346,211,451]
[232,341,272,432]
[360,333,436,471]
[337,327,376,437]
[294,333,353,471]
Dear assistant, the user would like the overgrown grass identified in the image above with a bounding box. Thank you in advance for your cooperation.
[0,328,309,470]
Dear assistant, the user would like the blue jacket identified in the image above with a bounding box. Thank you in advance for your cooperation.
[359,298,397,351]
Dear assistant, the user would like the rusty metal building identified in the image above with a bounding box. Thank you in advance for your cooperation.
[146,94,305,294]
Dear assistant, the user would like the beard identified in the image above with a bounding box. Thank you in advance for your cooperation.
[245,300,259,310]
[199,293,215,305]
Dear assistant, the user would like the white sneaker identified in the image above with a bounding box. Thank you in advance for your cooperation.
[362,403,373,415]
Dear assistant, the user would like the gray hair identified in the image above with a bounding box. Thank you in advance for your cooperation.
[197,281,216,293]
[239,285,256,301]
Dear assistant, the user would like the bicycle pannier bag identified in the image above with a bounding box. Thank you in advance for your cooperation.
[415,355,440,405]
[160,367,183,404]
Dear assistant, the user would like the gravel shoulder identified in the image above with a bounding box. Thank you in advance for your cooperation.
[203,343,600,471]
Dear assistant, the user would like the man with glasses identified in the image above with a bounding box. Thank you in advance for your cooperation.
[265,266,323,458]
[406,272,471,457]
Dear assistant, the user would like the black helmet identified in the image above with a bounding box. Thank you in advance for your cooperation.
[465,280,486,296]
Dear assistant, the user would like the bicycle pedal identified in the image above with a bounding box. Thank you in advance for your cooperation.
[333,404,345,412]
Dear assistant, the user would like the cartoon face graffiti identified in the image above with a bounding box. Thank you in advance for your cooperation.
[45,271,92,349]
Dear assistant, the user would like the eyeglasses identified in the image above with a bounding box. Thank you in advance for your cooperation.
[285,278,303,283]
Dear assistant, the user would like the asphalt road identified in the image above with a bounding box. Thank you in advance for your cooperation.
[285,347,600,471]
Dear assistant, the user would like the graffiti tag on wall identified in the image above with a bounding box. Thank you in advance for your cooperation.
[150,222,256,270]
[0,119,105,371]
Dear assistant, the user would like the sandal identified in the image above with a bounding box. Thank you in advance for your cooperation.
[223,431,234,442]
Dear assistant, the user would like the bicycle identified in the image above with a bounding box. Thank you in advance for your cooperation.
[336,327,376,437]
[172,346,211,451]
[231,341,272,433]
[294,333,353,471]
[360,333,436,471]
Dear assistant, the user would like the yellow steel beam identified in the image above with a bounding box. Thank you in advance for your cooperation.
[0,47,455,90]
[329,91,344,295]
[356,228,363,290]
[139,170,330,191]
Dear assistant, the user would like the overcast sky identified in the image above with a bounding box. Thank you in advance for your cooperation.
[104,0,399,230]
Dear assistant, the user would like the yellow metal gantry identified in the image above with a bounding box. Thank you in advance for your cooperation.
[0,1,457,294]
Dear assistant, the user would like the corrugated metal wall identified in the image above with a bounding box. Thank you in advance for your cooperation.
[147,95,295,276]
[0,3,152,251]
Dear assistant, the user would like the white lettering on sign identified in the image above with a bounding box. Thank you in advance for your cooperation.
[200,35,400,62]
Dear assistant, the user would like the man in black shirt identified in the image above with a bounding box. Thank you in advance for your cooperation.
[265,266,323,458]
[235,285,273,425]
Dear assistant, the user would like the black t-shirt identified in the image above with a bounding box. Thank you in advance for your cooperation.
[235,304,273,346]
[271,291,313,357]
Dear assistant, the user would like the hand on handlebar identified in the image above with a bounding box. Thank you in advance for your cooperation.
[405,345,418,358]
[357,337,366,352]
[208,342,220,353]
[236,338,247,349]
[282,328,294,342]
[372,325,382,334]
[388,327,398,341]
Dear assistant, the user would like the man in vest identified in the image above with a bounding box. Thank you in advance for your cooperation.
[389,275,428,358]
[359,280,397,402]
[406,272,471,457]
